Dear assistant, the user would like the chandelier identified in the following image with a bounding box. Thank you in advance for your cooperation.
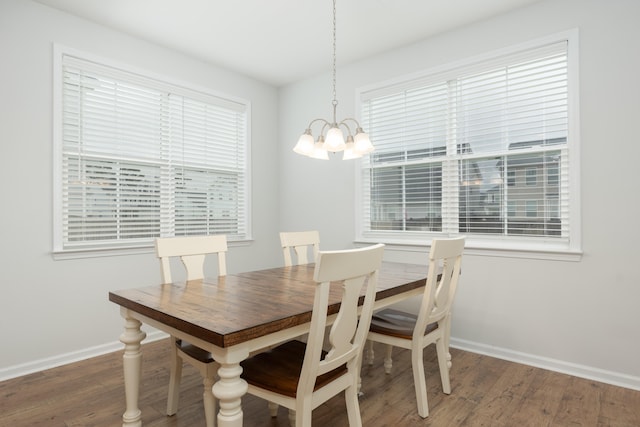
[293,0,374,160]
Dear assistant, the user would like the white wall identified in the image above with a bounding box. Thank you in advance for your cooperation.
[279,0,640,389]
[0,0,282,377]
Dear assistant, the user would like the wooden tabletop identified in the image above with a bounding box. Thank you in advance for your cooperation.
[109,261,427,348]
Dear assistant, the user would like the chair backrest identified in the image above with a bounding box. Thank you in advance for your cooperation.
[414,237,465,339]
[155,235,228,284]
[298,243,385,396]
[279,230,320,266]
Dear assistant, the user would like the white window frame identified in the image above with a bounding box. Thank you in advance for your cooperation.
[52,45,252,258]
[355,31,581,260]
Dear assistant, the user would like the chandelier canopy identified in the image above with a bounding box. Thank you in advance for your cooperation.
[293,0,374,160]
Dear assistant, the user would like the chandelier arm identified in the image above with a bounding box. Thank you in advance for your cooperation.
[337,120,354,137]
[306,118,331,131]
[319,121,331,135]
[338,117,363,128]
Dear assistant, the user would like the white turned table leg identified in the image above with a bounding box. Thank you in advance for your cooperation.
[212,362,248,427]
[119,309,146,427]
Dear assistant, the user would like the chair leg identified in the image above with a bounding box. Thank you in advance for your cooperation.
[366,339,374,365]
[166,338,183,416]
[436,338,452,394]
[411,346,429,418]
[345,383,363,427]
[202,375,216,427]
[383,344,393,374]
[443,314,453,369]
[268,401,279,417]
[288,408,296,427]
[356,352,365,397]
[293,402,312,427]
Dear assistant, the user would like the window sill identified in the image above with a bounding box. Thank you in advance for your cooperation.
[52,245,155,260]
[355,236,582,262]
[52,239,254,260]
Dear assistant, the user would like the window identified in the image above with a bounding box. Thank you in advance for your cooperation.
[357,33,580,255]
[525,168,537,186]
[53,47,250,255]
[548,164,559,185]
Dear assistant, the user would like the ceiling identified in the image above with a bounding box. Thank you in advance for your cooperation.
[34,0,543,87]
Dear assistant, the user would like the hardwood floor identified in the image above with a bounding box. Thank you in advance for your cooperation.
[1,339,639,426]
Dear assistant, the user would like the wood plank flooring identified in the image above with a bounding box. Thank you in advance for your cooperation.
[1,339,639,426]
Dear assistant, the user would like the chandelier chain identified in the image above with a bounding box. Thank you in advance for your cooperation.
[331,0,338,120]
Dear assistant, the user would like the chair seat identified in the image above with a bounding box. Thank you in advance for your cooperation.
[240,340,347,398]
[370,308,438,339]
[176,340,215,364]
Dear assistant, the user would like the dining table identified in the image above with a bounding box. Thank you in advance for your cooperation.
[108,260,429,427]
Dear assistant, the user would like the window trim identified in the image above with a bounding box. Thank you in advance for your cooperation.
[354,30,581,260]
[52,45,252,259]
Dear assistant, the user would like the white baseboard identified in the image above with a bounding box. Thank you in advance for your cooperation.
[450,337,640,391]
[0,331,168,382]
[3,333,639,392]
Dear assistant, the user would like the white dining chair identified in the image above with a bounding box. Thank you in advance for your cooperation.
[155,235,228,427]
[240,243,385,427]
[366,237,464,418]
[273,230,322,417]
[280,230,320,266]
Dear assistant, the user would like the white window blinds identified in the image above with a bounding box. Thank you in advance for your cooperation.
[359,38,577,252]
[55,52,249,252]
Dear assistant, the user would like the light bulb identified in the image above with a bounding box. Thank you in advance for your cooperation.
[293,131,314,156]
[342,136,362,160]
[324,126,346,152]
[354,128,374,154]
[310,136,329,160]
